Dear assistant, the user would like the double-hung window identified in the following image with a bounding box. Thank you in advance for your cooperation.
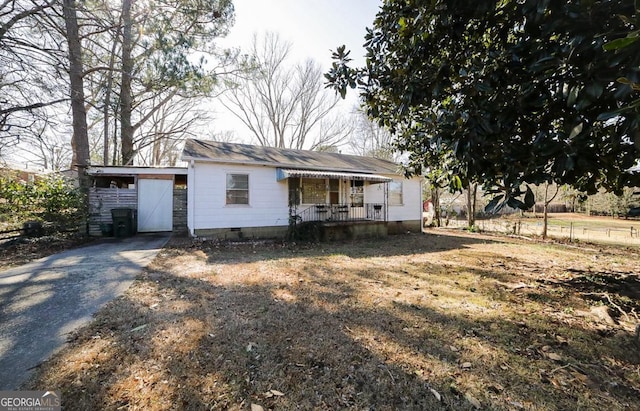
[389,181,403,206]
[226,174,249,205]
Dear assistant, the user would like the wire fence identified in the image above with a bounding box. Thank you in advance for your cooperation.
[445,217,640,246]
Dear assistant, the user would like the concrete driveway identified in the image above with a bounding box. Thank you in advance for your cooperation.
[0,233,170,389]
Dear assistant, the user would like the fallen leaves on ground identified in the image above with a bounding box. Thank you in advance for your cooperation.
[24,230,640,410]
[0,233,92,270]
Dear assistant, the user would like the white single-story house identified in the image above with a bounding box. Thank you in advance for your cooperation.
[181,139,423,240]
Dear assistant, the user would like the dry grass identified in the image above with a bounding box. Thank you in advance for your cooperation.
[25,230,640,410]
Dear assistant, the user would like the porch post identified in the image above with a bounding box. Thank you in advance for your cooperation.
[384,181,389,221]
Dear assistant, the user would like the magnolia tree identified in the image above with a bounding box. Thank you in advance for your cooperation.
[326,0,640,216]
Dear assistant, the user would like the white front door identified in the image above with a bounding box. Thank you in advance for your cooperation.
[138,178,173,232]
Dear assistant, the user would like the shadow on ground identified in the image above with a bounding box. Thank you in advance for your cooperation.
[0,234,168,389]
[23,231,640,410]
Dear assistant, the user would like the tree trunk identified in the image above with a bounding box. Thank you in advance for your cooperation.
[151,115,165,165]
[62,0,90,233]
[542,182,560,239]
[431,185,441,227]
[112,110,119,165]
[102,86,111,165]
[120,0,134,165]
[542,193,549,239]
[62,0,90,181]
[466,182,477,228]
[102,26,120,165]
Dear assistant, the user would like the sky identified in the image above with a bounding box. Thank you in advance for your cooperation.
[222,0,381,69]
[211,0,383,142]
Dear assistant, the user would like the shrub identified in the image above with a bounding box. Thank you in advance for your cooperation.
[0,172,84,232]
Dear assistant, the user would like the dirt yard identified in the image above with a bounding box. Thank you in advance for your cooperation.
[0,233,93,270]
[24,230,640,410]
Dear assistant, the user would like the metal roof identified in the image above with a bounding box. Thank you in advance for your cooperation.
[181,139,401,175]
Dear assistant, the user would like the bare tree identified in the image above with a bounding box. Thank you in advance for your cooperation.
[349,108,397,160]
[203,129,237,143]
[4,0,235,172]
[221,32,350,150]
[135,95,213,166]
[0,0,67,159]
[9,114,73,171]
[542,183,561,239]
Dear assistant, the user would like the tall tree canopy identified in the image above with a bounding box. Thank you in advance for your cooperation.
[85,0,235,165]
[326,0,640,209]
[2,0,235,169]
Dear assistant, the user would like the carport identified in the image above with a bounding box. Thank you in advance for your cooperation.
[86,166,187,236]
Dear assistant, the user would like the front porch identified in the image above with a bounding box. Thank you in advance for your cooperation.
[279,168,394,241]
[288,203,388,241]
[292,202,387,223]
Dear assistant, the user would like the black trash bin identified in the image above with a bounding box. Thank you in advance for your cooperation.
[22,221,44,237]
[131,209,138,235]
[111,208,136,237]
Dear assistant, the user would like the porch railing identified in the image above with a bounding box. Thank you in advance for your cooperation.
[293,203,386,223]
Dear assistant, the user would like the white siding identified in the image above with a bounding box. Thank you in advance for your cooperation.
[388,177,422,221]
[187,163,422,232]
[187,165,195,234]
[190,163,289,230]
[364,181,386,204]
[364,177,422,222]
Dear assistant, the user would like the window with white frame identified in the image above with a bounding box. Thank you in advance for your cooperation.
[389,181,403,206]
[226,174,249,205]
